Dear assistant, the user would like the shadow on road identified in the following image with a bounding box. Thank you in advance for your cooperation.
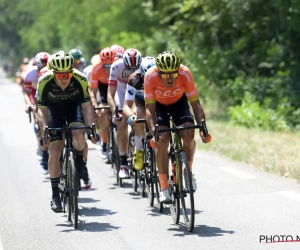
[78,206,117,217]
[168,224,235,237]
[57,222,120,233]
[78,197,100,203]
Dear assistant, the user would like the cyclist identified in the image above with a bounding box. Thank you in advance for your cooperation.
[24,52,50,170]
[107,48,142,178]
[90,47,117,159]
[69,48,87,72]
[144,51,212,203]
[83,54,101,82]
[123,56,155,171]
[36,51,99,212]
[16,57,29,86]
[110,44,125,59]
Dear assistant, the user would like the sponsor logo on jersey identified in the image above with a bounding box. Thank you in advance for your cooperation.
[154,88,182,97]
[73,71,87,81]
[179,70,191,82]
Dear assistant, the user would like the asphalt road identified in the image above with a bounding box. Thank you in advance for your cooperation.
[0,68,300,250]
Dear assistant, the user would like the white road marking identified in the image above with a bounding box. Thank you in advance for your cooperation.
[278,191,300,202]
[0,235,3,250]
[219,167,256,179]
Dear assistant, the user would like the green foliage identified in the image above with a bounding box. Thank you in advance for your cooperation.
[1,0,300,131]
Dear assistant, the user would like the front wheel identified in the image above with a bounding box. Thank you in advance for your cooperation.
[179,151,195,232]
[69,152,79,229]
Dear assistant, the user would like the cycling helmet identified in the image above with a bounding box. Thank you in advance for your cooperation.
[123,48,142,69]
[140,56,155,76]
[51,51,74,72]
[110,44,125,55]
[69,48,82,60]
[90,54,100,65]
[23,57,29,64]
[156,51,181,72]
[35,52,50,68]
[99,47,116,64]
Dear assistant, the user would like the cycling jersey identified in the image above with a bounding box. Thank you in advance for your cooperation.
[90,62,109,88]
[83,65,93,82]
[39,67,49,78]
[109,58,135,108]
[36,69,90,107]
[108,58,131,86]
[125,69,144,101]
[24,65,39,90]
[144,64,199,105]
[36,69,90,142]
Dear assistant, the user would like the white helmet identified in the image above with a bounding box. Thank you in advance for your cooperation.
[140,56,155,76]
[35,52,50,68]
[90,54,100,65]
[123,48,142,69]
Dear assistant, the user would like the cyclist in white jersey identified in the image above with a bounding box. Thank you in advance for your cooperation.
[24,52,50,173]
[107,48,142,178]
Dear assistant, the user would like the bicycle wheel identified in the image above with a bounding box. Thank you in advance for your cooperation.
[65,153,72,222]
[128,130,137,191]
[169,181,180,224]
[179,151,195,232]
[69,152,79,229]
[111,128,120,184]
[145,146,154,206]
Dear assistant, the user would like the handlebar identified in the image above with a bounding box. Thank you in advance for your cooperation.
[44,123,97,141]
[154,119,209,142]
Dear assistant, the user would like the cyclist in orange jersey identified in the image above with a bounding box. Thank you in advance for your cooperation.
[90,47,117,160]
[144,51,212,203]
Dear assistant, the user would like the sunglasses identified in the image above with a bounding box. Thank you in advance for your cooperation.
[160,72,178,79]
[55,72,73,80]
[103,64,112,69]
[125,65,138,71]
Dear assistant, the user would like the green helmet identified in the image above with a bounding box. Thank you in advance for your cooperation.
[69,48,82,60]
[51,51,74,72]
[156,51,181,72]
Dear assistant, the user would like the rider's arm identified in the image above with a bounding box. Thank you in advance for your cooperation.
[107,61,118,115]
[181,65,205,125]
[144,72,156,134]
[123,78,137,118]
[190,100,205,125]
[38,107,48,133]
[36,71,52,133]
[145,102,156,135]
[89,65,99,107]
[82,102,94,126]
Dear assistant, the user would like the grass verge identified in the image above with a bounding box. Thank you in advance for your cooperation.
[196,120,300,182]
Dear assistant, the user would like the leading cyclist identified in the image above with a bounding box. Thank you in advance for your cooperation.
[36,51,99,212]
[144,51,212,203]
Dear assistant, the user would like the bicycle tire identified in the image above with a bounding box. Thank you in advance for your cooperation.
[145,146,154,206]
[169,181,180,224]
[179,151,195,232]
[128,131,137,191]
[111,128,120,184]
[70,152,79,229]
[66,153,72,222]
